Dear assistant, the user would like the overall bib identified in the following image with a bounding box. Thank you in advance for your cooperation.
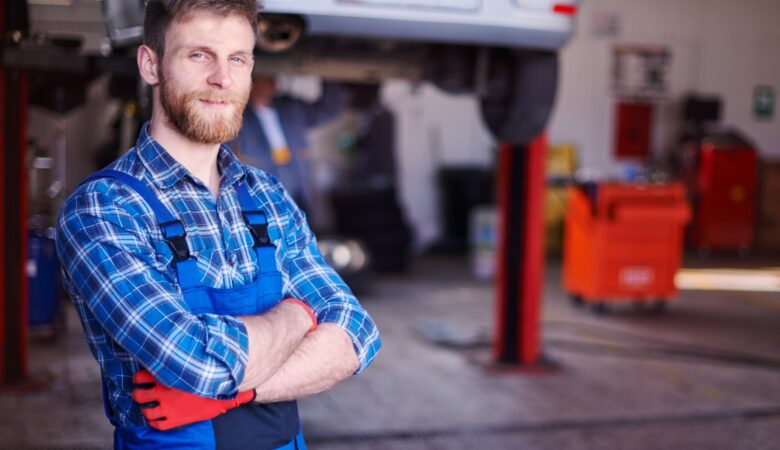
[84,170,306,450]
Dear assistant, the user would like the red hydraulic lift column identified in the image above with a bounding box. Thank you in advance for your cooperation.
[494,134,547,366]
[0,0,31,387]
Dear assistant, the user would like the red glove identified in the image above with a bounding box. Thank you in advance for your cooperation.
[132,370,255,431]
[283,298,318,332]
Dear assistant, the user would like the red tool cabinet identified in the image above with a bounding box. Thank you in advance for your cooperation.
[563,183,690,311]
[688,137,757,253]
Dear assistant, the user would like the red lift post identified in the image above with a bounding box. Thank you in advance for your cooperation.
[1,0,31,387]
[494,134,547,366]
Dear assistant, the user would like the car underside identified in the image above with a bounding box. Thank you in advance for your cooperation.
[21,0,579,143]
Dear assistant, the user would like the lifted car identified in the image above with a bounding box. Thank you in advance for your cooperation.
[256,0,580,143]
[27,0,580,143]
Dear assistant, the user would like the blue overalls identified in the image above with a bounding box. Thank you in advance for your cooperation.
[83,170,307,450]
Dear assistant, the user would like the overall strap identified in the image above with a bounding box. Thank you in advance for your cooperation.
[80,169,200,289]
[234,181,277,273]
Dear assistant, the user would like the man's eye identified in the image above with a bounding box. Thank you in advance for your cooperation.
[191,52,206,60]
[231,56,246,64]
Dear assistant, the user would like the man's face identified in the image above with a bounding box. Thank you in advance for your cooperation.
[157,12,255,144]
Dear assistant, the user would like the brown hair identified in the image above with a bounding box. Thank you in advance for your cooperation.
[143,0,259,57]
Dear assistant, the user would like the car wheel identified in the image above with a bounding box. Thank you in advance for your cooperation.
[479,49,558,145]
[257,14,305,53]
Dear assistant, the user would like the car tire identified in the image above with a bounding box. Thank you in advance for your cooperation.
[479,49,558,145]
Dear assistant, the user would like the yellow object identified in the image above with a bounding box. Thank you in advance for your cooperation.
[545,187,568,254]
[546,143,577,177]
[272,147,292,166]
[545,143,577,255]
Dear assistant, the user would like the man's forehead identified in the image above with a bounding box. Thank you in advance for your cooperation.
[166,12,255,52]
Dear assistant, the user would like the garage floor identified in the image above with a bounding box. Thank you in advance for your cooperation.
[1,255,779,449]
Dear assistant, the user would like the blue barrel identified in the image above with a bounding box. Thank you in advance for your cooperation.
[28,232,60,326]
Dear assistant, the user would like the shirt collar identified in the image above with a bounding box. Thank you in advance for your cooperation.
[217,141,246,189]
[136,121,246,190]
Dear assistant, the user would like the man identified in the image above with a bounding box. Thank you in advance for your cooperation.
[55,1,380,449]
[232,75,346,212]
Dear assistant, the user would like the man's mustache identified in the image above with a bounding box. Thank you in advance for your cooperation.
[190,91,246,104]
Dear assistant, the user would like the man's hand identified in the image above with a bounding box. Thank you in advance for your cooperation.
[132,370,255,431]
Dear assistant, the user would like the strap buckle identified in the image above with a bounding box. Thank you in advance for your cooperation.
[242,211,275,248]
[166,234,192,261]
[160,220,195,263]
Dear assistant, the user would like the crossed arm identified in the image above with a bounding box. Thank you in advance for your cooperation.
[130,218,373,428]
[237,303,359,401]
[132,304,358,430]
[238,195,369,400]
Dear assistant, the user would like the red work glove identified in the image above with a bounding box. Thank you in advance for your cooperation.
[132,370,255,431]
[283,298,318,332]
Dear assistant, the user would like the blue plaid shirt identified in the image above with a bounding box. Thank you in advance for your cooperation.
[56,123,381,426]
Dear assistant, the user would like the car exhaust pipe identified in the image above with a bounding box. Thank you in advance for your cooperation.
[257,14,304,53]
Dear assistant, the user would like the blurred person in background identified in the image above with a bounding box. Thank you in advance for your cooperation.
[232,75,346,212]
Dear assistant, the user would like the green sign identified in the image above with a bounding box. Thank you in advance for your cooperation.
[754,85,775,120]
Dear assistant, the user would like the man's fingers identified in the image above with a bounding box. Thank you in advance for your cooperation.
[135,400,160,410]
[139,404,166,422]
[146,417,173,431]
[132,385,160,404]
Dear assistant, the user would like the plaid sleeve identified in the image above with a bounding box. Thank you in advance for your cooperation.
[282,198,382,374]
[56,187,249,398]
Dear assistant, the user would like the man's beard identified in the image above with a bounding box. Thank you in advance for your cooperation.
[159,70,249,145]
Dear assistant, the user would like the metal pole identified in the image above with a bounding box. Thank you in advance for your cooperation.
[493,134,547,365]
[1,0,31,387]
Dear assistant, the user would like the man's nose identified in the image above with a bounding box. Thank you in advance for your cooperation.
[207,60,233,89]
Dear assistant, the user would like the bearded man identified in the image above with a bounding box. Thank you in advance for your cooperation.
[55,1,381,449]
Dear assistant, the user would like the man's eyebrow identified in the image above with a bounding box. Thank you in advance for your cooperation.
[178,45,215,53]
[176,45,254,57]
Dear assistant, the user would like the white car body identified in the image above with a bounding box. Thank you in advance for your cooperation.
[260,0,578,51]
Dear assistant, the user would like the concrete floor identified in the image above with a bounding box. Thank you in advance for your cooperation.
[2,255,779,449]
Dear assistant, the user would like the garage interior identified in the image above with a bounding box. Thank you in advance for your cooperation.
[2,0,780,449]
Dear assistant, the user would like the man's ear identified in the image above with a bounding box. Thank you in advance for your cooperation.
[138,45,161,86]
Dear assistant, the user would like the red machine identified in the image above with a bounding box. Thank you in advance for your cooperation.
[687,134,758,253]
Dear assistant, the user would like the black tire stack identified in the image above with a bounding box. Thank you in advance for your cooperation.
[436,168,495,253]
[330,186,412,273]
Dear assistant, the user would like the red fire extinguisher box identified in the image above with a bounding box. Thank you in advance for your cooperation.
[689,136,758,253]
[614,101,653,159]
